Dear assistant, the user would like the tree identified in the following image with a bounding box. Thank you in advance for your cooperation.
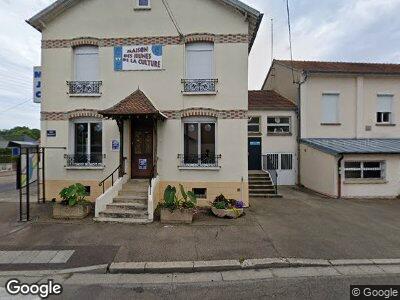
[0,127,40,141]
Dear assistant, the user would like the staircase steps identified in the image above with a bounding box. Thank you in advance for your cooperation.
[249,172,282,198]
[95,179,151,224]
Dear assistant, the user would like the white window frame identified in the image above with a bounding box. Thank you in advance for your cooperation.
[377,94,393,124]
[344,161,386,180]
[248,116,261,133]
[321,93,340,124]
[182,117,218,167]
[263,153,294,171]
[266,116,291,135]
[185,43,215,80]
[135,0,151,9]
[69,118,104,157]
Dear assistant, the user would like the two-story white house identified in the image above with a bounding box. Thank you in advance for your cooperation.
[28,0,263,223]
[262,60,400,199]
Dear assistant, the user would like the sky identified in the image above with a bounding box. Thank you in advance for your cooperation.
[1,0,400,129]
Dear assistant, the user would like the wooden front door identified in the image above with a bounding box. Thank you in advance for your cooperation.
[131,120,154,178]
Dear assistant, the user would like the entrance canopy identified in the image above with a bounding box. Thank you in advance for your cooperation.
[98,89,167,120]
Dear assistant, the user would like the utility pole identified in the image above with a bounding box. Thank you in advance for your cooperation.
[271,18,274,64]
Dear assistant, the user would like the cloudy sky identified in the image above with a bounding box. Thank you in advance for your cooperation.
[1,0,400,129]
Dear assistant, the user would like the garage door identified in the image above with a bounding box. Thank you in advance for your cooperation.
[263,153,297,186]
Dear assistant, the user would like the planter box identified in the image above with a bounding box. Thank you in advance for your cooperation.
[53,203,91,219]
[211,206,244,219]
[160,208,193,224]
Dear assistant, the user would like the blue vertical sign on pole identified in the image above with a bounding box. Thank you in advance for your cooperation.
[33,66,42,103]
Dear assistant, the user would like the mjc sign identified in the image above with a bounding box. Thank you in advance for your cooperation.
[33,66,42,103]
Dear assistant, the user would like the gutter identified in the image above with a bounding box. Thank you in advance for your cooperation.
[296,72,308,186]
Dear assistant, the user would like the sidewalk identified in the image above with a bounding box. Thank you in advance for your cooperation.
[0,187,400,271]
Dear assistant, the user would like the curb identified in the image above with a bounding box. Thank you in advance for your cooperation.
[0,264,108,277]
[109,258,400,274]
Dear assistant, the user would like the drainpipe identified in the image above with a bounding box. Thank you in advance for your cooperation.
[296,72,308,186]
[337,154,344,199]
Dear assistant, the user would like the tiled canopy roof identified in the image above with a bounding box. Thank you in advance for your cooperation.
[99,89,165,118]
[248,90,296,110]
[301,139,400,155]
[276,60,400,75]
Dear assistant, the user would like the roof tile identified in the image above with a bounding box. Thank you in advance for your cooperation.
[248,90,296,110]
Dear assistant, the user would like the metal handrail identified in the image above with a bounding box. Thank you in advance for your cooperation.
[261,155,278,194]
[181,78,218,93]
[99,157,127,194]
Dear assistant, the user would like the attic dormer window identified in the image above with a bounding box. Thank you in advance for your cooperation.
[136,0,151,9]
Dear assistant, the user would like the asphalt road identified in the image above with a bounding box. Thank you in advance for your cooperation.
[49,273,400,300]
[0,182,15,192]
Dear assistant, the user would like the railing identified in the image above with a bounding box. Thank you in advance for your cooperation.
[181,79,218,93]
[178,154,222,168]
[99,157,127,194]
[65,153,103,167]
[67,81,102,95]
[262,155,278,194]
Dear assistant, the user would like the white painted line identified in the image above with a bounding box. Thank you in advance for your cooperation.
[49,250,75,264]
[0,251,21,264]
[12,251,40,264]
[30,251,59,264]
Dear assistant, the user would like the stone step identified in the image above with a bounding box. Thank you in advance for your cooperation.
[249,181,273,185]
[99,209,148,219]
[94,217,151,224]
[107,203,147,211]
[113,198,147,205]
[249,185,275,190]
[250,194,283,198]
[250,189,277,194]
[119,190,148,197]
[114,195,148,202]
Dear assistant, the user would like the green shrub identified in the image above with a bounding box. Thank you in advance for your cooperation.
[59,183,89,207]
[161,184,197,211]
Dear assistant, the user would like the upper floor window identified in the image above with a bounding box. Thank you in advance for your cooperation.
[136,0,151,9]
[267,117,291,135]
[321,93,340,124]
[183,43,217,94]
[69,46,101,95]
[248,117,261,133]
[377,94,393,124]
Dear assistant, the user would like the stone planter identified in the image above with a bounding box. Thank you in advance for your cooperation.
[211,206,244,219]
[160,208,193,224]
[53,203,91,219]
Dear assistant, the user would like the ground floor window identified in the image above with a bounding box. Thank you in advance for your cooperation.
[248,116,261,133]
[344,161,385,179]
[193,188,207,199]
[68,119,103,167]
[264,153,293,170]
[182,118,217,167]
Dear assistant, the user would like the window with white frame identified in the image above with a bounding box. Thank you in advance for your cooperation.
[265,153,293,170]
[267,117,291,134]
[68,119,103,166]
[185,43,214,79]
[182,118,217,166]
[321,93,339,124]
[344,161,385,180]
[377,94,393,124]
[74,46,99,81]
[248,117,261,133]
[136,0,151,9]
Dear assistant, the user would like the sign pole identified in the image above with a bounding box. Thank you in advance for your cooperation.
[26,148,30,221]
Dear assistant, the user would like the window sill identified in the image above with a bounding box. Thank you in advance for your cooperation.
[344,179,387,185]
[267,133,292,136]
[178,166,221,171]
[321,123,341,126]
[376,123,396,127]
[249,132,262,136]
[68,94,102,98]
[182,91,218,96]
[134,7,151,10]
[65,166,105,170]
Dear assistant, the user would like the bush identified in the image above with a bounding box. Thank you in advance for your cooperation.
[212,194,243,209]
[59,183,90,207]
[161,184,197,211]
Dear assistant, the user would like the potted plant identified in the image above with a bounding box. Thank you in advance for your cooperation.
[211,194,244,219]
[53,183,91,219]
[160,184,197,224]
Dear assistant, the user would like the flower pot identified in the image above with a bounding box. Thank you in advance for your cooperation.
[211,206,244,219]
[160,208,193,224]
[53,203,91,219]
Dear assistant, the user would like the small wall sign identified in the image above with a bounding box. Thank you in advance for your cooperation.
[112,140,120,151]
[139,159,147,170]
[250,141,261,146]
[47,130,56,137]
[12,148,20,157]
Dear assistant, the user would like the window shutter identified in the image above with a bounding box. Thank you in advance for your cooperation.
[322,94,339,123]
[186,43,213,79]
[74,46,99,81]
[377,95,393,113]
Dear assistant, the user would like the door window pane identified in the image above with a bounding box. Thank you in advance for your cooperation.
[201,123,215,164]
[184,123,199,164]
[90,123,102,163]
